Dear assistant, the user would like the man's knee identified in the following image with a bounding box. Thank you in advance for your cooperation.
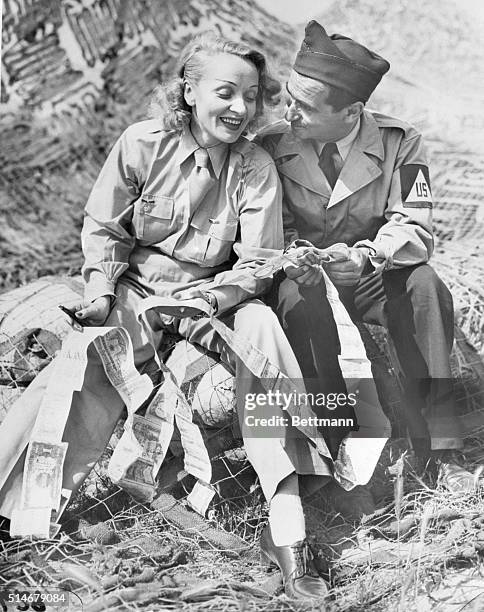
[276,276,327,324]
[276,276,304,312]
[406,265,453,310]
[386,265,452,308]
[384,265,454,347]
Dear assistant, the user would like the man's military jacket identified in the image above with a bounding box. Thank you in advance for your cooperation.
[258,110,434,272]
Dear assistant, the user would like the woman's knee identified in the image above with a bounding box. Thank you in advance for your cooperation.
[235,301,281,334]
[103,288,156,367]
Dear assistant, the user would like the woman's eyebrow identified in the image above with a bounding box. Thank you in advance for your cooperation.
[214,79,258,88]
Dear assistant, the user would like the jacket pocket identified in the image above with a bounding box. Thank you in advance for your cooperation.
[134,194,174,242]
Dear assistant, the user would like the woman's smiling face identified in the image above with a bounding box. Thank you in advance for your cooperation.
[184,53,259,146]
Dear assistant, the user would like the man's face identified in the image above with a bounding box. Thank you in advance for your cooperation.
[284,71,350,142]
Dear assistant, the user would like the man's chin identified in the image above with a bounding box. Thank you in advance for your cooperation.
[290,124,308,139]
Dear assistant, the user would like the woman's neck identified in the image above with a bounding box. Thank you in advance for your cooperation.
[189,119,221,149]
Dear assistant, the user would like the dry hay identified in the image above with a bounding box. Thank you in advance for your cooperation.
[0,436,275,611]
[1,442,483,611]
[304,470,484,612]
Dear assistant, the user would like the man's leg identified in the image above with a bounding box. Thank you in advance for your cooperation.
[338,264,462,453]
[270,274,388,519]
[269,275,354,458]
[270,275,345,394]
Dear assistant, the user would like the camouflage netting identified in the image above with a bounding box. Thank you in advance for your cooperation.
[0,277,82,420]
[0,0,295,288]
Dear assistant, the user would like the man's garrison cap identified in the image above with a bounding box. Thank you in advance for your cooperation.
[293,20,390,102]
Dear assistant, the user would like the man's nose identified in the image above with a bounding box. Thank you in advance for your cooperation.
[285,101,299,122]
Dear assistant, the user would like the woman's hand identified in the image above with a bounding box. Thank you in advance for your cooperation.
[284,261,323,286]
[72,297,112,327]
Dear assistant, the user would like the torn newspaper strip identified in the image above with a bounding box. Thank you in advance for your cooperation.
[10,327,153,539]
[107,339,215,513]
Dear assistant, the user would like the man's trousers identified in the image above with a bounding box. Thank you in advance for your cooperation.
[271,264,463,454]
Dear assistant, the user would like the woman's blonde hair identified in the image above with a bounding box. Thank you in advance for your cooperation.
[149,31,281,133]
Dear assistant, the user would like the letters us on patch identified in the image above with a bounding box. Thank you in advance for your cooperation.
[400,164,432,208]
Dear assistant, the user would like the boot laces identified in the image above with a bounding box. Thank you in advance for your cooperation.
[292,541,314,578]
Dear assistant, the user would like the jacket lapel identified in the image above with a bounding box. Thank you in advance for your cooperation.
[328,111,384,208]
[328,148,382,208]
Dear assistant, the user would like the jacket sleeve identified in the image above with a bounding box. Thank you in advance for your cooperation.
[81,128,141,302]
[199,155,284,313]
[354,130,434,272]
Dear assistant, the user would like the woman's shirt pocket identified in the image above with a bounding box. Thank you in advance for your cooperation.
[188,216,238,267]
[133,194,175,243]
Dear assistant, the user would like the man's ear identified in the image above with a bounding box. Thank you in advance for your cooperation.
[184,82,195,107]
[344,101,364,123]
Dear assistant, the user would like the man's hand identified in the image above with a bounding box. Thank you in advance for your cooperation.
[283,246,323,286]
[72,296,112,326]
[325,247,370,286]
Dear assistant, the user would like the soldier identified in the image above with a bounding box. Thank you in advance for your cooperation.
[259,20,474,492]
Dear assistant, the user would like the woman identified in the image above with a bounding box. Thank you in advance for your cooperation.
[0,33,330,599]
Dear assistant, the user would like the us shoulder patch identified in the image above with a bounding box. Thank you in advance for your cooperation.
[400,164,432,208]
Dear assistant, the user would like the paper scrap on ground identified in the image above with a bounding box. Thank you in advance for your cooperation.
[11,326,152,538]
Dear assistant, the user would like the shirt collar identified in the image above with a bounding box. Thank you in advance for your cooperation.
[206,143,229,179]
[335,117,360,160]
[176,125,199,166]
[176,125,229,179]
[314,117,361,161]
